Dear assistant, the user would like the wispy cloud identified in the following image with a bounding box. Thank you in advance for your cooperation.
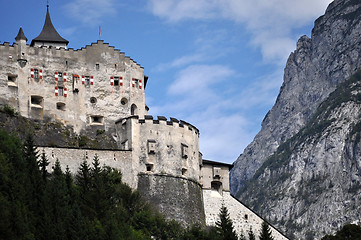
[154,28,232,72]
[64,0,116,25]
[168,64,234,97]
[147,0,333,64]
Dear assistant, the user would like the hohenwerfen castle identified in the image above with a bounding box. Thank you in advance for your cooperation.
[0,5,287,240]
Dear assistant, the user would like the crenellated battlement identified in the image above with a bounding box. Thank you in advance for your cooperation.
[136,115,200,135]
[0,40,143,70]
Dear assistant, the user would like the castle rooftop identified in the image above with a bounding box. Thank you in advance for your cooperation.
[15,27,27,42]
[31,5,69,47]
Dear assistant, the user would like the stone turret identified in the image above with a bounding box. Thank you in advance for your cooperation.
[15,27,27,43]
[15,27,28,68]
[31,5,69,49]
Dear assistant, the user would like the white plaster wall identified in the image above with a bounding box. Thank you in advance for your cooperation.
[203,190,288,240]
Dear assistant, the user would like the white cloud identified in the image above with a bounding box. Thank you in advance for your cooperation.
[154,28,232,72]
[155,53,204,71]
[59,27,78,37]
[147,0,333,64]
[168,64,235,97]
[64,0,116,25]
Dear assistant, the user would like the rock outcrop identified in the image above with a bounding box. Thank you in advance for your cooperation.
[230,0,361,238]
[239,70,361,239]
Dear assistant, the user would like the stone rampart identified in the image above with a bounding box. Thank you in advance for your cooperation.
[137,173,205,226]
[40,147,136,188]
[203,190,288,240]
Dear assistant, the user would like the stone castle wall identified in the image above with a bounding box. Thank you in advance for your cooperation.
[138,173,205,226]
[0,40,146,134]
[40,147,136,187]
[203,190,288,240]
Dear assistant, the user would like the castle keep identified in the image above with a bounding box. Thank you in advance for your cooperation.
[0,5,287,239]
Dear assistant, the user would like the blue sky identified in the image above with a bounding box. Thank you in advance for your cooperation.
[0,0,332,163]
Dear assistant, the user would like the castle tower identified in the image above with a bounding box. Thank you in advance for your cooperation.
[31,5,69,49]
[15,27,28,68]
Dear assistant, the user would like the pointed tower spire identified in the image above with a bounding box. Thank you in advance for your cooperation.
[15,27,28,42]
[31,4,69,48]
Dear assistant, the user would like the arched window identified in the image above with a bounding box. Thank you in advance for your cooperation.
[131,104,138,116]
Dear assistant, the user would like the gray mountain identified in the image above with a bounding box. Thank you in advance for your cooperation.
[230,0,361,238]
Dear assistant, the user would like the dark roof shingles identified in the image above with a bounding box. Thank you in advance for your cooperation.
[31,6,68,46]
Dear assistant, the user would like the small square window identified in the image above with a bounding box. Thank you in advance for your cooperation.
[85,76,90,85]
[146,164,154,172]
[213,167,221,179]
[114,77,120,86]
[56,102,66,111]
[8,74,17,87]
[90,115,104,125]
[148,140,156,154]
[31,96,43,108]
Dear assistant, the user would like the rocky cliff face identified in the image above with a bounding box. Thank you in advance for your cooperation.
[230,0,361,238]
[238,70,361,239]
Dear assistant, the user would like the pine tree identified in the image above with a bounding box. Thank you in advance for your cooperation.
[47,159,69,240]
[39,150,49,182]
[259,221,274,240]
[90,154,107,220]
[76,159,98,222]
[248,227,256,240]
[215,204,238,240]
[23,134,43,237]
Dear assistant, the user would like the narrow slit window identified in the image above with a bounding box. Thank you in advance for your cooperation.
[58,87,64,96]
[73,75,80,93]
[34,69,39,80]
